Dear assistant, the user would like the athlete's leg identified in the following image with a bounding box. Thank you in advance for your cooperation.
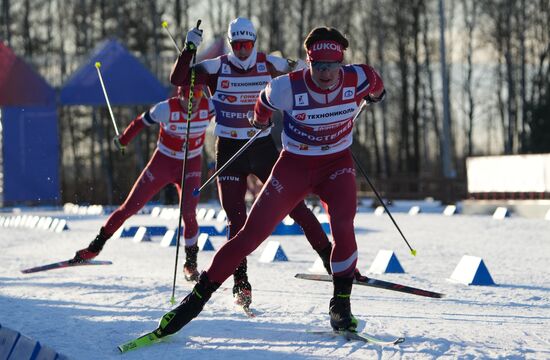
[103,151,174,236]
[206,152,311,284]
[215,137,253,302]
[252,138,332,273]
[314,151,358,277]
[313,150,358,331]
[175,154,204,281]
[176,155,203,244]
[73,150,173,261]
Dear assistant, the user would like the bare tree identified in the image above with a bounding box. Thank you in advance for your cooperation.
[461,0,478,156]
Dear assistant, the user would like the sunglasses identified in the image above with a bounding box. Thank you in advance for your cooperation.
[181,88,203,99]
[231,40,255,51]
[311,61,341,71]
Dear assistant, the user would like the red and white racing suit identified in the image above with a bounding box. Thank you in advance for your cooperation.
[203,64,385,282]
[101,96,215,245]
[170,49,331,260]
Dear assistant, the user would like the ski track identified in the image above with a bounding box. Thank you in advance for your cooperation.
[0,209,549,359]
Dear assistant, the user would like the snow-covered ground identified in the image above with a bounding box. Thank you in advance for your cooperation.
[1,206,549,359]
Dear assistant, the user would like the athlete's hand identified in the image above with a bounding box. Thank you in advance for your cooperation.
[247,111,272,130]
[364,89,386,105]
[113,136,126,155]
[185,27,203,51]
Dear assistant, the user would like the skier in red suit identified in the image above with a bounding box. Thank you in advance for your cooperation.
[171,17,333,307]
[149,26,386,337]
[72,84,215,281]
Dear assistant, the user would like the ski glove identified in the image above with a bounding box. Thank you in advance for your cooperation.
[364,89,386,106]
[113,136,126,155]
[247,111,272,130]
[185,27,203,51]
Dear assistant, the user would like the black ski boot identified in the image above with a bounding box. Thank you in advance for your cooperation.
[232,259,252,308]
[329,276,358,332]
[316,243,333,274]
[155,272,220,338]
[72,227,109,263]
[183,245,200,282]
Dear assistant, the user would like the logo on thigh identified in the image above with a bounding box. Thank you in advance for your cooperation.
[329,167,355,180]
[270,176,284,193]
[218,175,240,182]
[145,169,155,182]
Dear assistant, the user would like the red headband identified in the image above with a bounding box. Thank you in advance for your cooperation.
[307,40,344,62]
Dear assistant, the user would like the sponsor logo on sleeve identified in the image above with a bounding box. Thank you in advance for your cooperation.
[230,130,238,138]
[256,62,267,72]
[171,112,180,121]
[199,110,208,119]
[299,144,309,150]
[221,80,230,89]
[221,64,231,74]
[295,93,309,106]
[342,87,355,100]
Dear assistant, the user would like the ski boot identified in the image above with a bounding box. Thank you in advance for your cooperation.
[72,227,109,263]
[155,272,220,338]
[232,259,252,308]
[183,245,200,282]
[329,276,358,332]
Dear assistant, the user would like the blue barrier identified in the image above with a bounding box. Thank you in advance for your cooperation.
[0,322,67,360]
[120,226,168,238]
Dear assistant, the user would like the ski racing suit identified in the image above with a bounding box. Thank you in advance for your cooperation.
[101,95,215,245]
[205,63,385,283]
[170,48,332,292]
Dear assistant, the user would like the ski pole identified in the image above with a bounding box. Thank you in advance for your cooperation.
[161,21,181,53]
[94,62,120,137]
[192,124,271,197]
[351,102,417,256]
[170,20,201,305]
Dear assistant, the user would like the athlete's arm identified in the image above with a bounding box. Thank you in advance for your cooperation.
[266,54,307,77]
[117,101,170,146]
[170,49,221,87]
[253,75,293,126]
[353,64,385,103]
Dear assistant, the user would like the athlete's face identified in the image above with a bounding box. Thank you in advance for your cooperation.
[179,88,203,111]
[309,61,341,90]
[231,40,255,61]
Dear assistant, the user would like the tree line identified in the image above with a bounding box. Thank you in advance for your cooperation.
[1,0,548,204]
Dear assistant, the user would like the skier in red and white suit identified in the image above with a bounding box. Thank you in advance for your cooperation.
[72,84,215,280]
[151,26,386,337]
[171,17,332,307]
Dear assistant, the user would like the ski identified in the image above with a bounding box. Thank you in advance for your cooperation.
[307,329,405,346]
[295,273,444,298]
[21,259,113,274]
[117,331,162,353]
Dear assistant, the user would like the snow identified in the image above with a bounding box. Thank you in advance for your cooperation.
[1,206,549,359]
